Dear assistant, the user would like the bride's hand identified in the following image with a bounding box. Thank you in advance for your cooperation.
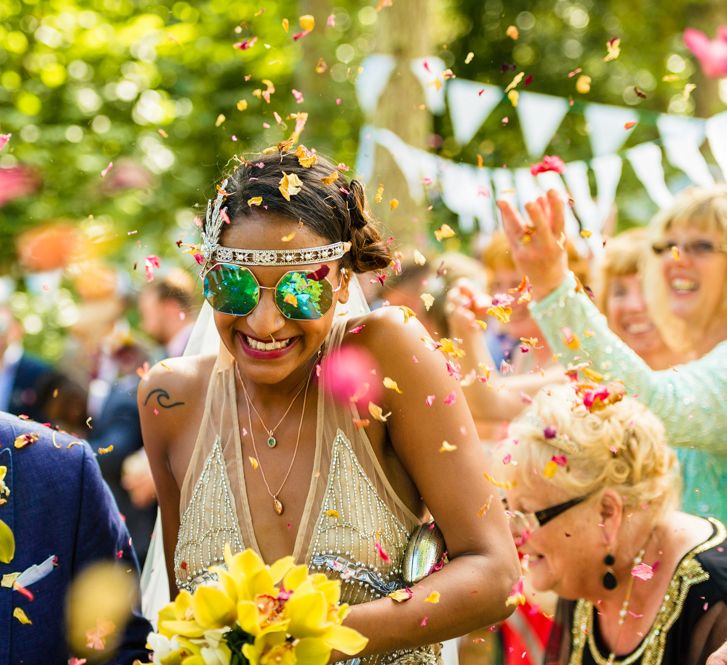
[497,189,569,301]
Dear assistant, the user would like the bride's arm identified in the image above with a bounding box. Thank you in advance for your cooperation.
[337,307,520,658]
[137,359,188,600]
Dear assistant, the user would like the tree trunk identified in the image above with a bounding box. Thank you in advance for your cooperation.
[369,0,433,249]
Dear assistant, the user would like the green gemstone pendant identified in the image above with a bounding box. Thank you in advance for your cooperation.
[267,435,277,448]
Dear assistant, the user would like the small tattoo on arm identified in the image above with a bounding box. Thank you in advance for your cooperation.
[144,388,185,409]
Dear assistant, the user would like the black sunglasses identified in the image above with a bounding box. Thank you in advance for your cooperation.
[503,494,591,537]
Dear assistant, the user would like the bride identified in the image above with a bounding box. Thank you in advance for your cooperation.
[138,148,519,663]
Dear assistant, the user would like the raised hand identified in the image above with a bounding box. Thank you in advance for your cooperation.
[497,189,569,300]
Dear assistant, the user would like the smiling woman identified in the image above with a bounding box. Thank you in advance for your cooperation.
[138,148,520,663]
[497,187,727,523]
[503,383,727,665]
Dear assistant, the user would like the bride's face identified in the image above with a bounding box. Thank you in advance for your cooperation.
[212,212,350,386]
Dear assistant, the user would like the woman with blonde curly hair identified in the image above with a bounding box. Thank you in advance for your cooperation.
[498,186,727,523]
[502,383,727,665]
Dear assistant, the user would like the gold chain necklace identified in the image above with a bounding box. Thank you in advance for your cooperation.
[237,368,308,449]
[239,366,313,516]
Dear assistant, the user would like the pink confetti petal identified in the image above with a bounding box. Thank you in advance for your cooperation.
[443,391,456,405]
[100,161,113,178]
[0,134,11,151]
[631,562,654,581]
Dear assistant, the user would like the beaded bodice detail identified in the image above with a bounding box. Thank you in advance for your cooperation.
[173,322,440,664]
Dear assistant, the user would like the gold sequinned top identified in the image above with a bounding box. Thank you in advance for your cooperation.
[174,320,441,664]
[568,517,727,665]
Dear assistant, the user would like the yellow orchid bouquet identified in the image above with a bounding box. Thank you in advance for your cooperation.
[146,545,368,665]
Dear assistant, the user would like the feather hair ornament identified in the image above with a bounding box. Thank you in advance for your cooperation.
[200,178,229,273]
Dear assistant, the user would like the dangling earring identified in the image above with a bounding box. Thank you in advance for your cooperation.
[602,552,618,590]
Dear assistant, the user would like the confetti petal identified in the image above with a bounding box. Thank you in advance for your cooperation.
[13,607,31,624]
[383,377,403,394]
[388,588,413,602]
[424,591,440,604]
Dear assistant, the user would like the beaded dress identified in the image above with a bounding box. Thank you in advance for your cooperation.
[173,320,440,664]
[529,273,727,523]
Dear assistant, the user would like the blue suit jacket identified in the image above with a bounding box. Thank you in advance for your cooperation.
[0,413,151,664]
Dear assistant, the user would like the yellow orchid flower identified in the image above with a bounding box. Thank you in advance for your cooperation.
[321,624,369,655]
[284,589,328,637]
[192,586,236,630]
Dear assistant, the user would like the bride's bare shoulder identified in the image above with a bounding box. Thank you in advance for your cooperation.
[137,354,217,444]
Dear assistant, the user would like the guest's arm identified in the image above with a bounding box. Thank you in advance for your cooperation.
[498,192,727,452]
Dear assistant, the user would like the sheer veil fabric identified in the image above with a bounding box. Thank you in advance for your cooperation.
[140,275,372,621]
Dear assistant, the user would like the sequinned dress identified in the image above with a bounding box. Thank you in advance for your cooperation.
[173,320,441,664]
[529,272,727,523]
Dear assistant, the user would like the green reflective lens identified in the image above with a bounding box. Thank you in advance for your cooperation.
[204,264,259,316]
[275,271,334,320]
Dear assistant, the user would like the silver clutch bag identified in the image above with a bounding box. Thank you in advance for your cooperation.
[402,522,447,586]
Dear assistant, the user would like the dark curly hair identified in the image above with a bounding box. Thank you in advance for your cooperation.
[213,151,392,274]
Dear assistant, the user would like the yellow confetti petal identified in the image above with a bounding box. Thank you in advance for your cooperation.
[483,472,515,490]
[389,198,399,210]
[603,37,621,62]
[383,377,403,394]
[420,293,435,311]
[506,25,519,40]
[425,591,441,603]
[580,229,592,238]
[248,196,263,207]
[248,456,259,470]
[505,71,525,93]
[399,306,416,323]
[0,518,14,563]
[13,607,31,624]
[321,171,338,186]
[236,99,248,111]
[465,51,474,64]
[507,89,519,107]
[375,183,384,204]
[281,231,296,242]
[157,128,168,138]
[325,509,339,518]
[279,172,303,201]
[388,588,413,602]
[475,319,488,331]
[13,432,39,449]
[477,496,493,518]
[282,18,289,32]
[413,249,427,265]
[671,245,681,261]
[439,441,457,453]
[215,114,226,127]
[295,144,318,168]
[543,460,558,479]
[299,14,315,31]
[576,75,591,94]
[97,445,114,455]
[1,572,19,588]
[581,367,604,383]
[434,224,456,241]
[368,402,391,423]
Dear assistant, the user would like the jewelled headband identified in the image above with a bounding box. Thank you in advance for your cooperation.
[200,178,350,271]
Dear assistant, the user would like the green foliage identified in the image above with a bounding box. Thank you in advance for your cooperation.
[0,0,371,272]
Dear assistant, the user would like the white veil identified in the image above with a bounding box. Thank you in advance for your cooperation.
[140,275,372,621]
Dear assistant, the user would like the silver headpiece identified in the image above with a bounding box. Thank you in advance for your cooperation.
[199,179,351,272]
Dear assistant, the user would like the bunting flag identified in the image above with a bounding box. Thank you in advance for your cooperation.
[372,127,439,202]
[515,91,570,158]
[447,81,503,146]
[439,160,494,233]
[409,56,447,115]
[706,111,727,182]
[355,125,378,183]
[626,143,674,208]
[584,102,639,157]
[657,115,714,187]
[591,154,623,230]
[355,55,396,117]
[491,168,518,212]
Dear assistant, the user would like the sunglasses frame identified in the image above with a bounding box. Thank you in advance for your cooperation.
[651,239,727,257]
[503,493,591,537]
[203,262,348,320]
